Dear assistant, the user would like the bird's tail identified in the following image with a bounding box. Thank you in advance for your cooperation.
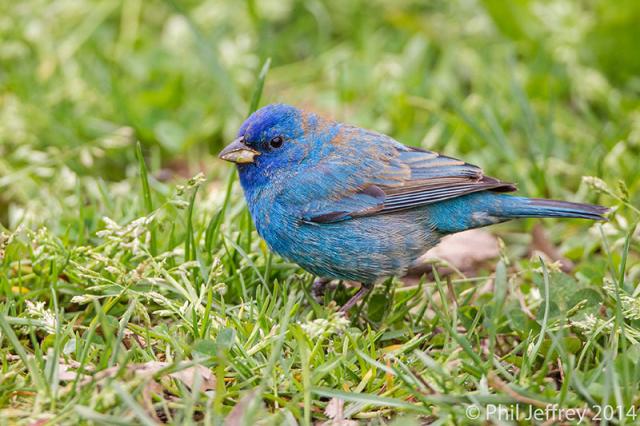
[496,196,609,221]
[428,193,608,234]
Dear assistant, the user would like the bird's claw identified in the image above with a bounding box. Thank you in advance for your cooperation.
[311,277,332,302]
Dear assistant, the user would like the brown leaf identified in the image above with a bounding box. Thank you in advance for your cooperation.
[168,364,216,392]
[56,360,215,393]
[224,390,262,426]
[321,398,358,426]
[530,223,574,272]
[123,361,216,393]
[141,379,164,422]
[57,363,80,381]
[122,329,147,349]
[410,229,500,277]
[324,397,344,420]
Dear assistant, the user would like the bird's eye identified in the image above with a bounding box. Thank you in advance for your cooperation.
[269,136,284,149]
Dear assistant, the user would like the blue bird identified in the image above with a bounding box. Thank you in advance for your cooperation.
[219,104,607,312]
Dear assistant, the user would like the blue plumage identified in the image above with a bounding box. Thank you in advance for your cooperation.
[219,104,607,310]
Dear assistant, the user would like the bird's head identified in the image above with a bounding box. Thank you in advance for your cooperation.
[219,104,338,187]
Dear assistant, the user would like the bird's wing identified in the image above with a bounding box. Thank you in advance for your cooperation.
[300,184,386,224]
[301,130,515,224]
[374,147,516,214]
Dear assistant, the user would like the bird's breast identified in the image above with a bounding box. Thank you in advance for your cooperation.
[243,186,299,251]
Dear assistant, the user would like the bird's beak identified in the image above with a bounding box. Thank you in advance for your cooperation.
[218,137,260,164]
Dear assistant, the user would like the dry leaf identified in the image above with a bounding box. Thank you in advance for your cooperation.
[411,229,500,276]
[57,364,80,381]
[122,329,147,349]
[321,398,358,426]
[56,360,215,393]
[168,364,216,392]
[324,397,344,420]
[224,390,262,426]
[530,223,574,272]
[141,379,164,422]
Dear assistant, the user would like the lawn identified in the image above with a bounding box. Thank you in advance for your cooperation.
[1,0,639,424]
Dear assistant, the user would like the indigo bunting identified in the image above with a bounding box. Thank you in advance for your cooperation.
[219,104,607,311]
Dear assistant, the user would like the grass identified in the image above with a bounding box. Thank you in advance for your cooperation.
[1,0,640,424]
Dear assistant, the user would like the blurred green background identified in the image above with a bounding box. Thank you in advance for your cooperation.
[2,1,640,423]
[1,0,639,231]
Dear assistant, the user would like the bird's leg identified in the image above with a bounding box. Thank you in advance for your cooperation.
[311,277,332,302]
[339,284,372,313]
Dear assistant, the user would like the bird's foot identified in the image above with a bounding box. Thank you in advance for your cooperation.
[311,277,333,302]
[339,285,371,314]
